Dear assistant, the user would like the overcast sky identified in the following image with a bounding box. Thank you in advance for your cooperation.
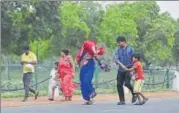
[96,1,179,20]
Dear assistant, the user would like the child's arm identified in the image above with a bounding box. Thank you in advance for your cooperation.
[125,67,134,71]
[116,61,127,70]
[54,71,60,80]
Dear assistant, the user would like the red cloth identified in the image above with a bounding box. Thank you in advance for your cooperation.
[76,40,105,64]
[133,61,144,80]
[58,55,76,97]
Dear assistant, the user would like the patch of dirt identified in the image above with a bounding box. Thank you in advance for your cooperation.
[1,91,179,107]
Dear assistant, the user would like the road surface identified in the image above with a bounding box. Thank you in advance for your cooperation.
[2,97,179,113]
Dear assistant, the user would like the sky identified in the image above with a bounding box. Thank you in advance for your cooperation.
[96,1,179,20]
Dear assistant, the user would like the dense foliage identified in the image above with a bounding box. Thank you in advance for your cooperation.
[1,1,179,68]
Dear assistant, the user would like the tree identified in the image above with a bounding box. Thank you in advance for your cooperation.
[51,2,91,56]
[140,12,176,67]
[98,1,176,68]
[97,1,160,48]
[80,1,104,40]
[173,19,179,68]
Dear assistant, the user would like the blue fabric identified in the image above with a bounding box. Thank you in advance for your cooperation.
[114,46,134,71]
[79,52,95,101]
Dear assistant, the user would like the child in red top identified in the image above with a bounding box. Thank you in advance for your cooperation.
[118,54,148,105]
[125,54,148,105]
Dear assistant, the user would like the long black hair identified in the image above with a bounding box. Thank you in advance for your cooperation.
[61,49,69,55]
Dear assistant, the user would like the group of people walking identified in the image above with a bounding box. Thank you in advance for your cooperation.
[21,35,148,105]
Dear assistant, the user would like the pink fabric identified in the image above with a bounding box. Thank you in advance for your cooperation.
[58,55,76,97]
[76,40,105,64]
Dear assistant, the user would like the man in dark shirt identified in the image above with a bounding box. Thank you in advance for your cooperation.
[114,36,136,105]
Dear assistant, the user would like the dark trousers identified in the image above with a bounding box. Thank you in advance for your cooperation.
[23,72,36,98]
[117,71,134,102]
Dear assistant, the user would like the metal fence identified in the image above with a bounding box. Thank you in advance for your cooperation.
[0,62,176,94]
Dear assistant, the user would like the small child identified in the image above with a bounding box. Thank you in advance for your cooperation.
[48,62,61,101]
[118,54,148,105]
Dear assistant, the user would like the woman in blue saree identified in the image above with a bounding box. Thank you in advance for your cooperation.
[79,52,97,105]
[76,40,109,105]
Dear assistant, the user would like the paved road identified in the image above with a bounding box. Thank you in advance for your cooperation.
[2,98,179,113]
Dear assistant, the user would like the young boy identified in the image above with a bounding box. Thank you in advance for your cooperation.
[118,54,148,105]
[48,62,61,101]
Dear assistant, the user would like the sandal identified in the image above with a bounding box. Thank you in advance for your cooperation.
[48,98,54,101]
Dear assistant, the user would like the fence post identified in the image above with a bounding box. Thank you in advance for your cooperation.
[7,61,11,80]
[35,41,39,90]
[35,66,38,90]
[166,68,169,89]
[94,66,100,88]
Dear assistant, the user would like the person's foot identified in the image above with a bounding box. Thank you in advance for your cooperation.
[117,101,126,105]
[90,92,97,98]
[22,98,28,102]
[132,95,137,103]
[140,98,148,105]
[134,101,143,105]
[35,91,39,100]
[60,97,67,101]
[132,99,138,105]
[66,97,72,101]
[83,100,93,105]
[48,98,54,101]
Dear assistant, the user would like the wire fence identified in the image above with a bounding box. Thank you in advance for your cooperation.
[0,62,177,94]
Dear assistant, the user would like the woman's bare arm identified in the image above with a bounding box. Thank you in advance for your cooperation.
[69,56,75,75]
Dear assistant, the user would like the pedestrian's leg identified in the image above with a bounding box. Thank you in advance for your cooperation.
[85,68,96,100]
[52,87,55,98]
[25,74,31,97]
[83,71,95,106]
[49,87,55,101]
[139,92,148,105]
[124,72,136,103]
[80,69,89,101]
[83,70,95,101]
[22,73,31,102]
[136,93,142,103]
[61,75,69,99]
[27,73,39,100]
[137,81,147,100]
[29,87,36,94]
[117,71,125,104]
[63,75,75,101]
[22,74,28,102]
[139,93,147,100]
[124,72,134,95]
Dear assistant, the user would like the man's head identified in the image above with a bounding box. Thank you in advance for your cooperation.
[116,36,127,48]
[132,54,140,62]
[24,46,30,55]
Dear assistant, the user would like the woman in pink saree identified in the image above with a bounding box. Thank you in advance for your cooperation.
[58,49,76,101]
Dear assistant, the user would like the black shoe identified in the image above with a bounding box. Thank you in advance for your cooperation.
[117,101,126,105]
[22,98,28,102]
[132,96,137,103]
[35,91,39,100]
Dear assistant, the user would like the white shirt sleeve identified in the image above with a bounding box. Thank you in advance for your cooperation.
[50,69,55,77]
